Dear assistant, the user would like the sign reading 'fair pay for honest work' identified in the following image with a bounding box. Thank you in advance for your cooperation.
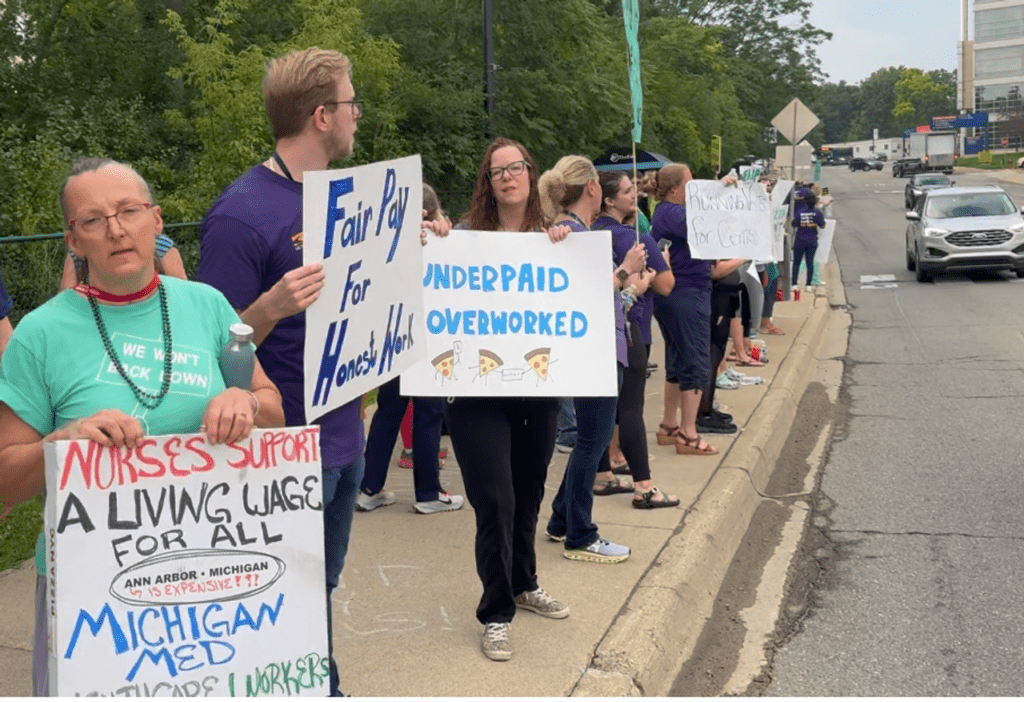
[399,230,617,397]
[303,156,426,421]
[45,428,328,697]
[685,180,773,261]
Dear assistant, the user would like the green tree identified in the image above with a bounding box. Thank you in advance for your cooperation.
[893,68,957,131]
[808,80,860,146]
[846,66,905,140]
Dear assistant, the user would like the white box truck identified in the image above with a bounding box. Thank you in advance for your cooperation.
[909,131,956,174]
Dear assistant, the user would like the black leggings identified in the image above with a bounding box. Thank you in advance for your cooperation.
[445,396,560,624]
[701,284,739,413]
[606,323,651,483]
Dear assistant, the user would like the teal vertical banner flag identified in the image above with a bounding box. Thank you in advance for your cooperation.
[622,0,642,143]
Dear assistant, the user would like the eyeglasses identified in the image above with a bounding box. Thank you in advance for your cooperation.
[487,160,529,180]
[70,203,153,236]
[317,100,363,119]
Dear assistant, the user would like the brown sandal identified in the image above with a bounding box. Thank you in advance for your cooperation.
[657,423,679,446]
[675,432,718,456]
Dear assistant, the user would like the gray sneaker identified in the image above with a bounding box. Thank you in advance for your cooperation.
[515,587,569,619]
[413,492,464,514]
[356,489,395,512]
[564,537,630,564]
[482,622,512,661]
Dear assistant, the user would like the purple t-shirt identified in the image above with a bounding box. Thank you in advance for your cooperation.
[650,201,712,293]
[792,204,825,247]
[0,267,11,319]
[562,218,627,367]
[196,165,364,467]
[594,215,669,344]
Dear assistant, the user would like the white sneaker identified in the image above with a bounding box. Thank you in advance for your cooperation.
[356,489,395,512]
[724,368,746,382]
[716,372,739,390]
[413,492,464,514]
[515,587,570,619]
[805,285,813,292]
[482,622,512,661]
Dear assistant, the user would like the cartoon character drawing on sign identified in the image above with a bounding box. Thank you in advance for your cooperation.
[430,342,462,384]
[472,349,504,384]
[524,347,555,386]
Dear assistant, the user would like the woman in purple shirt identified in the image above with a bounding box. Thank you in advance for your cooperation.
[650,164,718,456]
[591,171,679,508]
[539,156,647,562]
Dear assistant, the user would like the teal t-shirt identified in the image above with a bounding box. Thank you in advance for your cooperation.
[0,277,242,575]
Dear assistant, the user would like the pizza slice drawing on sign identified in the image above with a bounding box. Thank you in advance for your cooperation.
[524,347,552,382]
[432,349,457,382]
[475,349,504,382]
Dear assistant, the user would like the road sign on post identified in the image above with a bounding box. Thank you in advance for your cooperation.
[770,98,819,302]
[771,98,820,145]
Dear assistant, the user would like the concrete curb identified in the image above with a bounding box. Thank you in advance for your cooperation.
[572,258,841,697]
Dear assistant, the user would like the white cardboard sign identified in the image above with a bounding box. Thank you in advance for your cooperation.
[302,156,427,421]
[45,428,328,697]
[815,219,837,264]
[685,180,773,260]
[399,230,618,397]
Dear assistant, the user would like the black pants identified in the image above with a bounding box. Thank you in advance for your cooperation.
[702,283,740,413]
[608,323,652,482]
[446,396,560,624]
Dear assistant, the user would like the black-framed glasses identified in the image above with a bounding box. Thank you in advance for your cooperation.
[487,160,529,180]
[317,100,363,119]
[70,203,153,236]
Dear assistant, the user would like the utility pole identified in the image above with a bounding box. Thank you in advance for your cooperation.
[483,0,496,139]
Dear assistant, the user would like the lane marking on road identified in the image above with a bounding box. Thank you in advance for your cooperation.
[860,273,898,289]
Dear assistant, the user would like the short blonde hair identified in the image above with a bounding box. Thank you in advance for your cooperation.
[538,155,598,221]
[263,47,352,140]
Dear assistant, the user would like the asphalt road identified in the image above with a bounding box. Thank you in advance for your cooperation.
[762,166,1024,695]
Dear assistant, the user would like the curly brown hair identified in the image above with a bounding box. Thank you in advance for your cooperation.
[460,137,547,231]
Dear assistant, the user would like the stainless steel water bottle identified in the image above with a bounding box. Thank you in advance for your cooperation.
[219,323,255,390]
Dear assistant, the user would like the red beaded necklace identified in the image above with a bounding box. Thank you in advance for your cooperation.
[74,273,159,303]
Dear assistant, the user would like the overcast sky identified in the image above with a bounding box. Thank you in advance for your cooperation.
[806,0,963,85]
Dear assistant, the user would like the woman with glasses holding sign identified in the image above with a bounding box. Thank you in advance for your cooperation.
[0,158,284,695]
[447,138,587,663]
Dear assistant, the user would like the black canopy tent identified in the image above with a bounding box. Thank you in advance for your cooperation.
[592,146,674,172]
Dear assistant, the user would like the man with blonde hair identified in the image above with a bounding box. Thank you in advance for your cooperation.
[196,46,363,697]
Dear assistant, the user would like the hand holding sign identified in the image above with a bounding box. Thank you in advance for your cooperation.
[622,242,647,274]
[266,263,326,319]
[47,409,144,448]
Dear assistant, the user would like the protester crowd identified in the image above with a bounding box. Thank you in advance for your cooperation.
[0,46,832,692]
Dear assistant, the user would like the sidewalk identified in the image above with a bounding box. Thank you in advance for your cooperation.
[0,262,843,698]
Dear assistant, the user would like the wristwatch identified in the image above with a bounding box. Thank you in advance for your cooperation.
[616,268,629,283]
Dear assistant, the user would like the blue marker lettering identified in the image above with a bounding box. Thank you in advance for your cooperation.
[482,266,498,291]
[427,310,445,334]
[312,319,348,407]
[550,268,569,292]
[323,177,355,258]
[524,311,538,334]
[518,264,535,292]
[570,311,588,338]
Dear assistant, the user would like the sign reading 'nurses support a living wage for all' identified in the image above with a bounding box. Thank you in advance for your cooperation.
[45,428,328,697]
[302,156,427,421]
[399,230,618,397]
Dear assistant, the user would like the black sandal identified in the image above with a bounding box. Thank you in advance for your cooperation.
[632,486,681,509]
[593,476,634,495]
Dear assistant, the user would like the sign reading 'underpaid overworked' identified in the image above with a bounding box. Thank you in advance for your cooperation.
[399,230,618,397]
[45,428,328,697]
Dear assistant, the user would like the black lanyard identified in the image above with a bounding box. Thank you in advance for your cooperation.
[561,211,587,229]
[272,151,295,182]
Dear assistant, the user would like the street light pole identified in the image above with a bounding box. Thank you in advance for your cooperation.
[483,0,496,139]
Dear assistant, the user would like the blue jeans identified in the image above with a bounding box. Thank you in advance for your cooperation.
[547,368,622,550]
[793,241,818,286]
[361,376,444,501]
[556,397,577,446]
[323,454,364,697]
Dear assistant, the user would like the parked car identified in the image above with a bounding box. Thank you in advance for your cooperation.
[850,157,883,171]
[893,158,925,178]
[905,185,1024,282]
[873,153,888,161]
[905,173,955,209]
